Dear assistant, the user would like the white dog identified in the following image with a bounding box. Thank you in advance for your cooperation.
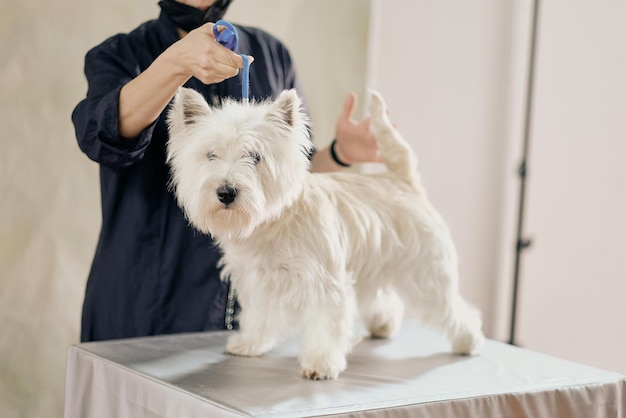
[166,88,485,379]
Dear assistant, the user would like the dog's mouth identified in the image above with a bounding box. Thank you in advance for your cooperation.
[207,200,257,240]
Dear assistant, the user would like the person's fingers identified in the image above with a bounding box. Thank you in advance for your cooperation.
[199,33,254,68]
[361,117,371,130]
[212,50,243,68]
[230,54,254,67]
[195,22,217,38]
[340,92,357,123]
[208,60,241,78]
[190,23,255,70]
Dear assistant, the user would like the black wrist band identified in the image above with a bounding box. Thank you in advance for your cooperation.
[330,139,351,167]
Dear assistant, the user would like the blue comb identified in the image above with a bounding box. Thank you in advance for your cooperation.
[213,20,249,102]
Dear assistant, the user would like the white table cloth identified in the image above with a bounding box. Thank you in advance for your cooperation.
[64,320,625,417]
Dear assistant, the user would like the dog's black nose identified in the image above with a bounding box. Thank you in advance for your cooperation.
[217,185,238,205]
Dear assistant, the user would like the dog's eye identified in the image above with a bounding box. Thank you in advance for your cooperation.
[248,151,261,165]
[207,151,217,161]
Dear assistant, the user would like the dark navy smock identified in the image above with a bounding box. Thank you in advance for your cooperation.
[72,12,301,342]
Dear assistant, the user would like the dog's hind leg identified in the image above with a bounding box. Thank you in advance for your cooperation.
[427,293,485,355]
[356,284,404,339]
[396,276,485,355]
[444,294,485,355]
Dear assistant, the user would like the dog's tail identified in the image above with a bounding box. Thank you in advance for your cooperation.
[368,91,421,188]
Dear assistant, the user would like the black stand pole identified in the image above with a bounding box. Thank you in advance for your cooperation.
[509,0,541,346]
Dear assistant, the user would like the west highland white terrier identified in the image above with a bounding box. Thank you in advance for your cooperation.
[166,88,485,379]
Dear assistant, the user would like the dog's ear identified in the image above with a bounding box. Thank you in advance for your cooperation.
[267,89,301,128]
[168,87,212,130]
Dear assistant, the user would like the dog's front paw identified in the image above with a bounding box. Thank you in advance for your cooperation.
[300,354,347,380]
[226,333,272,357]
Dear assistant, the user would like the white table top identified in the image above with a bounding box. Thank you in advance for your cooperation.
[64,320,625,417]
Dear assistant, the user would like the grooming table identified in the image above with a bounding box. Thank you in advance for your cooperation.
[64,320,625,417]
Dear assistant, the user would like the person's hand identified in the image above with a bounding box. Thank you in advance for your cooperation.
[168,22,253,85]
[333,92,384,165]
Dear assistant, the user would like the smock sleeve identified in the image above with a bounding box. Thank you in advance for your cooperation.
[72,37,156,168]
